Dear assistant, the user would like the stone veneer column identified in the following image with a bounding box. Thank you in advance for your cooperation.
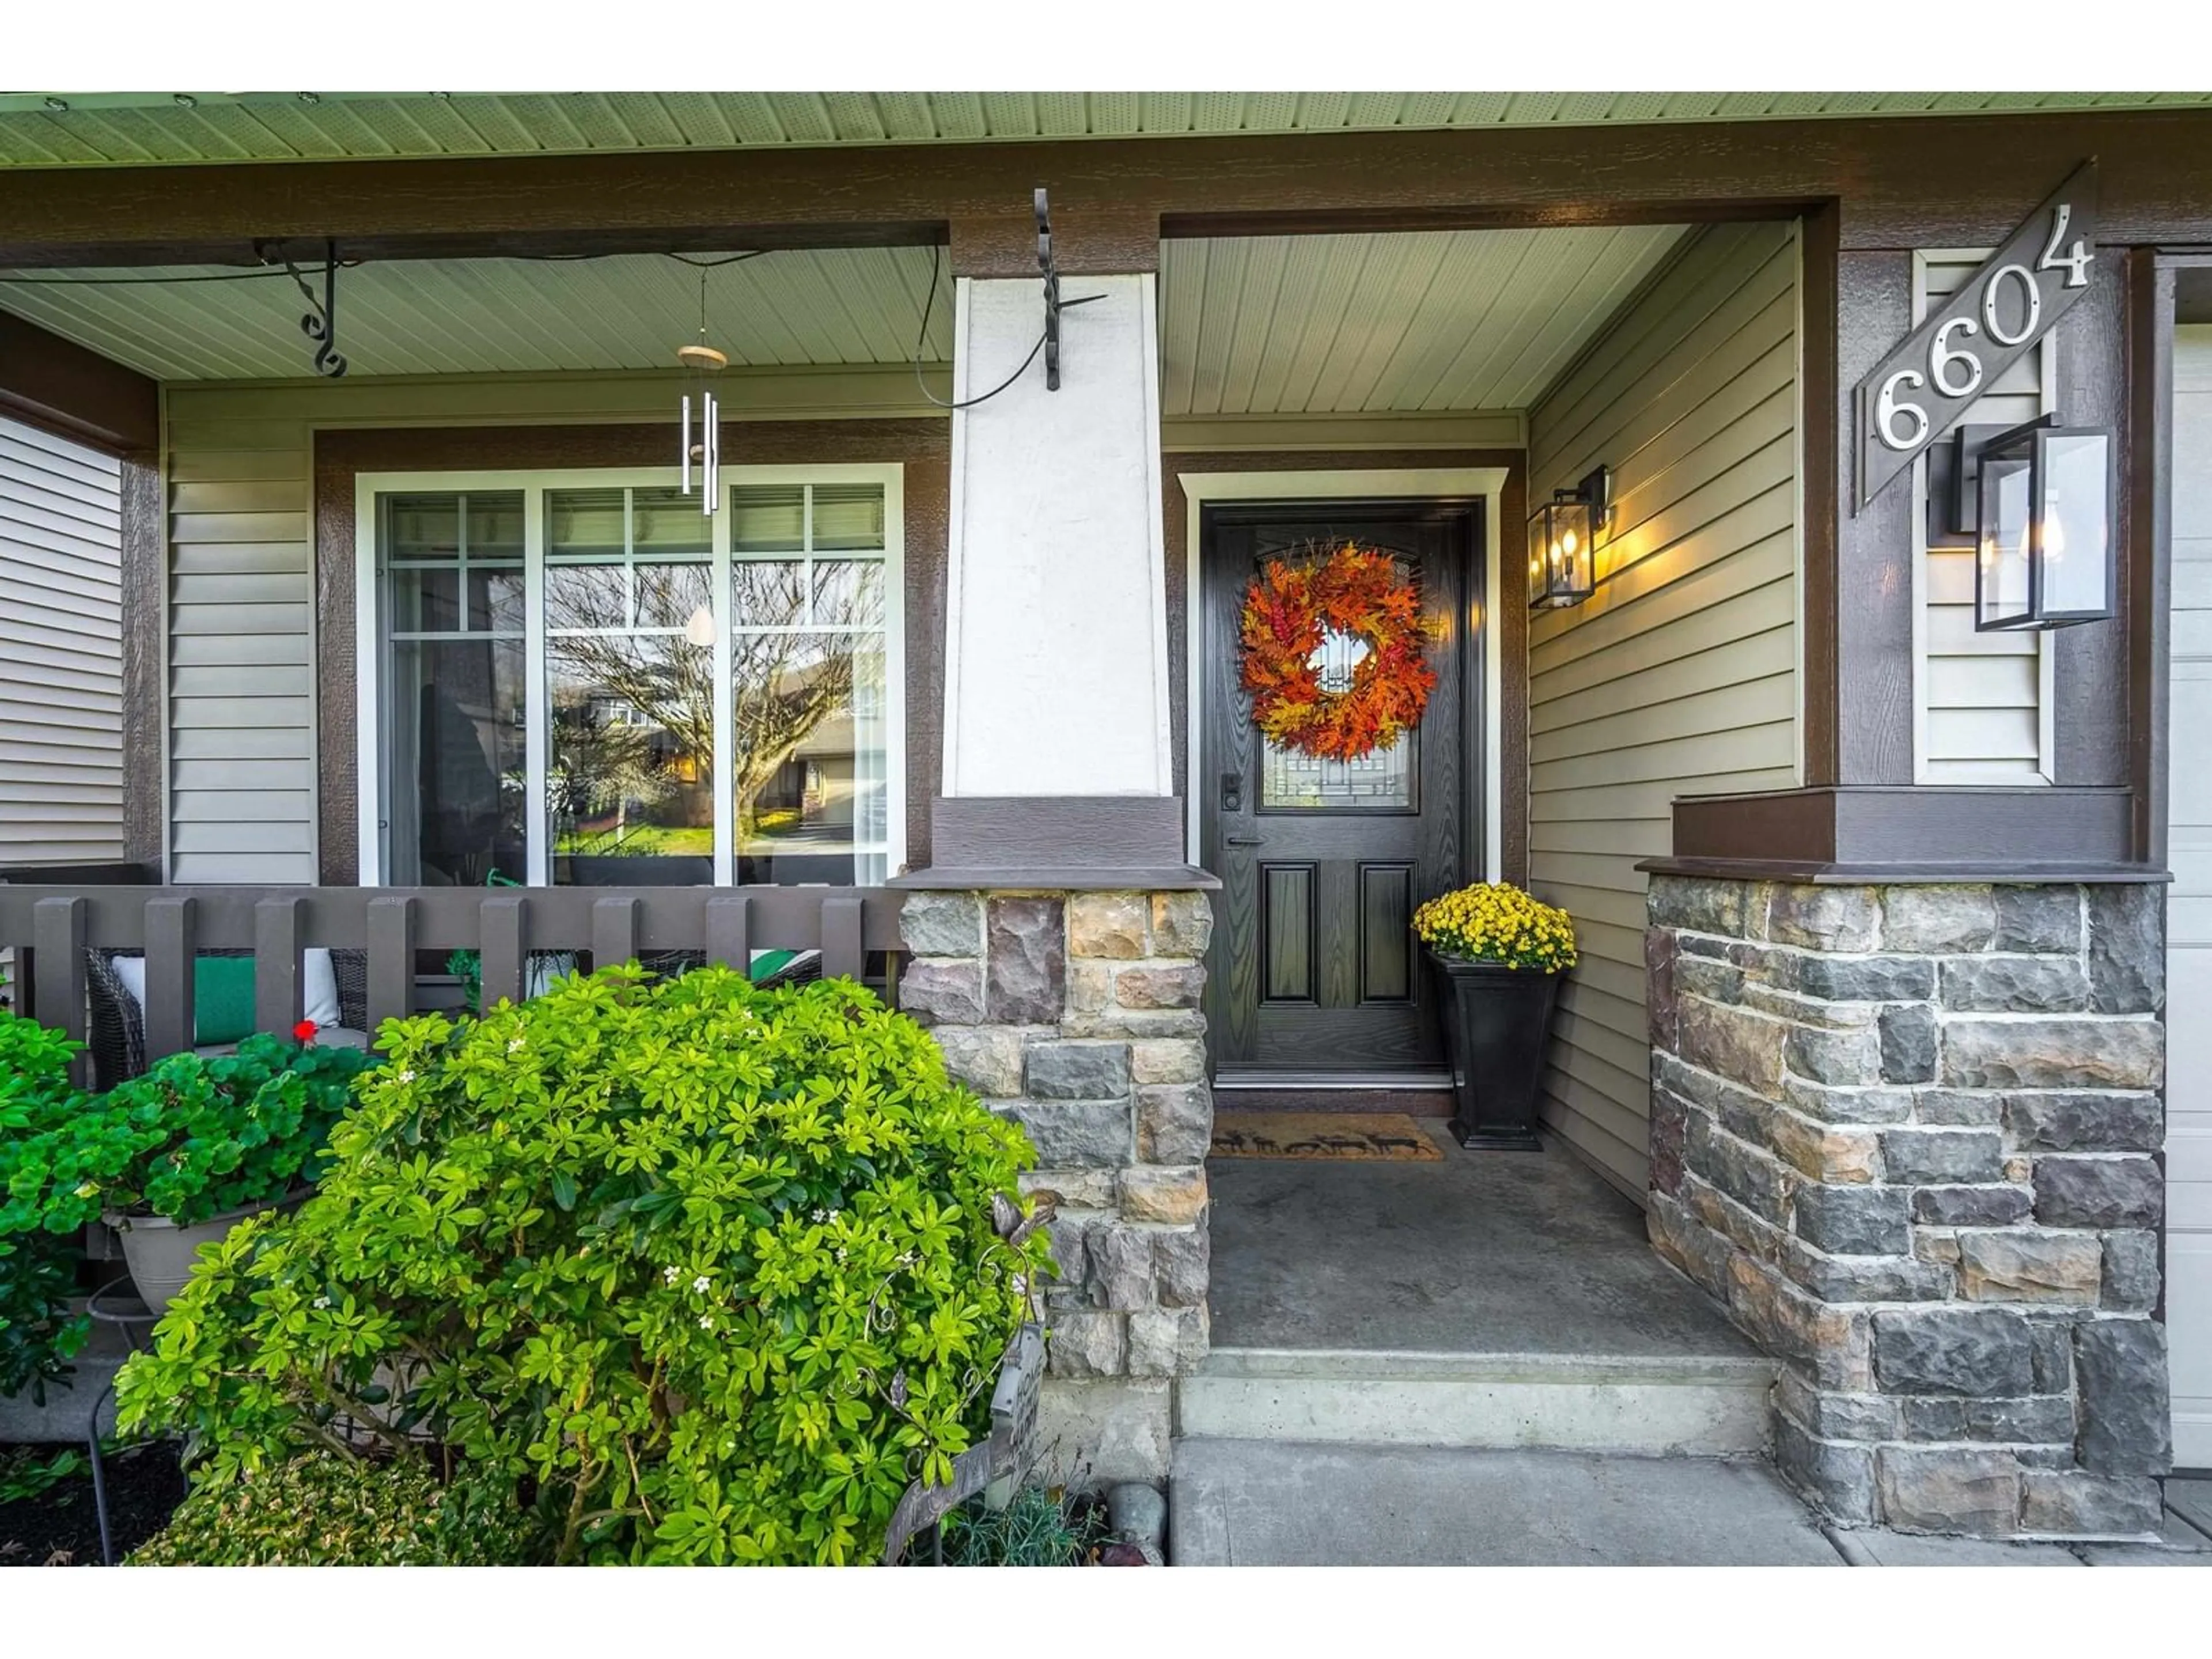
[899,885,1213,1483]
[1644,876,2169,1539]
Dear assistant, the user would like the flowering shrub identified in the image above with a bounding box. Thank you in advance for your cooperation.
[1413,882,1578,973]
[115,966,1052,1566]
[0,1028,375,1235]
[131,1450,536,1566]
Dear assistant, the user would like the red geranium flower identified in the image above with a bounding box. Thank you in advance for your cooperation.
[293,1019,319,1044]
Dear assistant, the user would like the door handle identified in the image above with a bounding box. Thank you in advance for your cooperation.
[1225,835,1264,847]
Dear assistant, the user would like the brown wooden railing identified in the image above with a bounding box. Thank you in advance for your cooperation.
[0,872,906,1073]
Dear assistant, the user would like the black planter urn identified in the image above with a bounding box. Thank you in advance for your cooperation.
[1427,952,1562,1150]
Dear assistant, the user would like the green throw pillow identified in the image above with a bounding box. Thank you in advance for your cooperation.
[192,957,257,1046]
[747,950,797,983]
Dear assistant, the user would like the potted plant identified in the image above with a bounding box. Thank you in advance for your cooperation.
[1412,882,1577,1150]
[0,1018,376,1315]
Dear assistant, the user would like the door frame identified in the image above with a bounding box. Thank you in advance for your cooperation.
[1180,468,1509,883]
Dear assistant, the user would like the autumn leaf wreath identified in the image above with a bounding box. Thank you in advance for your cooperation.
[1238,544,1439,763]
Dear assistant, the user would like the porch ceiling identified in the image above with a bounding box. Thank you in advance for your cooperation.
[0,224,1687,416]
[1159,225,1685,415]
[0,248,957,381]
[2,92,2209,166]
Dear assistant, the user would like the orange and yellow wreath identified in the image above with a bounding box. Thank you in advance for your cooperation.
[1240,545,1439,762]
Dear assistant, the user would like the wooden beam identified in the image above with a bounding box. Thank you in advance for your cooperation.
[0,309,158,452]
[7,109,2212,269]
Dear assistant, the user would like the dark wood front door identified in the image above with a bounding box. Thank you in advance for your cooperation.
[1199,500,1481,1084]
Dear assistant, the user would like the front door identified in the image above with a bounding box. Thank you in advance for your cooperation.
[1199,500,1479,1084]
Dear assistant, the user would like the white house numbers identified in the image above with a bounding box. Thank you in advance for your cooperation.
[1855,162,2101,509]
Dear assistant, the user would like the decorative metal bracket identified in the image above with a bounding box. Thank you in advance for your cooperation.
[284,242,348,378]
[1033,187,1106,392]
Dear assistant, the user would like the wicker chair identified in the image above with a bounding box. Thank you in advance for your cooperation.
[83,947,371,1092]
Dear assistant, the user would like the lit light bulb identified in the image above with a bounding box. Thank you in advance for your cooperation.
[684,604,717,647]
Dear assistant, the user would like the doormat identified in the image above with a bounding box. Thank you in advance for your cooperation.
[1210,1112,1445,1162]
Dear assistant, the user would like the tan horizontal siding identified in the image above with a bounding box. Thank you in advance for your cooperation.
[1523,219,1801,1203]
[0,416,123,868]
[160,387,315,882]
[1915,252,2048,782]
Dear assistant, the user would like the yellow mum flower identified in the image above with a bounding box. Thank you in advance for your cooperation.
[1413,882,1577,972]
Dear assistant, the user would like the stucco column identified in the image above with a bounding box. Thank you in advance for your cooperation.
[941,270,1173,804]
[897,224,1213,1484]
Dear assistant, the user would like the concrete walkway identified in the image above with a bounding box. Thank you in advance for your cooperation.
[1168,1441,2212,1567]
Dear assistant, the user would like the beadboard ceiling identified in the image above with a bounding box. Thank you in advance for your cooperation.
[1161,225,1684,415]
[0,91,2206,166]
[0,248,957,380]
[0,224,1689,413]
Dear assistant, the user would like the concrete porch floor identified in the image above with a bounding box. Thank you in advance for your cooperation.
[1206,1118,1755,1361]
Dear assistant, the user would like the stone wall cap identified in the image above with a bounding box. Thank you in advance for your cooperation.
[1639,858,2170,887]
[889,864,1221,892]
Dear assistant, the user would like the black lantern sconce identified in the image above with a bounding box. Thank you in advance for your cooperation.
[1528,465,1610,611]
[1936,416,2115,632]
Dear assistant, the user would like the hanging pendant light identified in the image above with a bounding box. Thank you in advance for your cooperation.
[678,264,728,516]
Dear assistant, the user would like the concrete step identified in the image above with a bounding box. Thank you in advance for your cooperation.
[1168,1437,1842,1566]
[1176,1346,1776,1456]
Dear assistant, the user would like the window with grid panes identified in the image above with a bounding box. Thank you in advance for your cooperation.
[373,474,897,888]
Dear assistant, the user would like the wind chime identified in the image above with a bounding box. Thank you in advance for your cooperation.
[677,263,728,515]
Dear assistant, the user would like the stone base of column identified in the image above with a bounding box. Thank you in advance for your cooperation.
[899,887,1215,1484]
[1645,875,2169,1540]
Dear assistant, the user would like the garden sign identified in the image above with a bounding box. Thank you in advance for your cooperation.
[1854,160,2100,509]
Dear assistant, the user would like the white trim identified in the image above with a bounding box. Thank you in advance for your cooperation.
[1179,468,1510,882]
[154,385,174,881]
[1910,249,1936,785]
[353,472,382,884]
[1139,272,1175,796]
[522,486,551,885]
[940,276,974,799]
[353,462,907,887]
[2034,331,2059,785]
[1792,216,1808,787]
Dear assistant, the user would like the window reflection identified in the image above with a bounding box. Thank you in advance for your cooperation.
[546,634,717,886]
[381,491,528,886]
[732,631,887,886]
[379,479,894,891]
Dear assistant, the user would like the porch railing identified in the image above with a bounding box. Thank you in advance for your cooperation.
[0,866,906,1074]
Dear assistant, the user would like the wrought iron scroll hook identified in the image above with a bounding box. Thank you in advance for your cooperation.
[285,241,349,378]
[1033,186,1107,392]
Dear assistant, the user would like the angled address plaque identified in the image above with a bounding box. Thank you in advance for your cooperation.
[1854,160,2100,510]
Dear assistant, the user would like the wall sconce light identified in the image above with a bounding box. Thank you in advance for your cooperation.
[1528,465,1610,611]
[1950,416,2114,632]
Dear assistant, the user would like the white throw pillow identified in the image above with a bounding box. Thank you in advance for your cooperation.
[108,949,343,1033]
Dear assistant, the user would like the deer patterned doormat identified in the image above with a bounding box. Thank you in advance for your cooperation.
[1209,1112,1445,1161]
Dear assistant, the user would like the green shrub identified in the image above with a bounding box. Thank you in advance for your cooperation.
[117,965,1052,1566]
[0,1009,94,1400]
[131,1450,539,1565]
[0,1028,377,1236]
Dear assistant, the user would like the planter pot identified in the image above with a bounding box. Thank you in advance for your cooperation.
[107,1192,305,1316]
[1427,952,1563,1151]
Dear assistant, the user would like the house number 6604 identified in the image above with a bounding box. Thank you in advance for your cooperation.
[1872,201,2096,454]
